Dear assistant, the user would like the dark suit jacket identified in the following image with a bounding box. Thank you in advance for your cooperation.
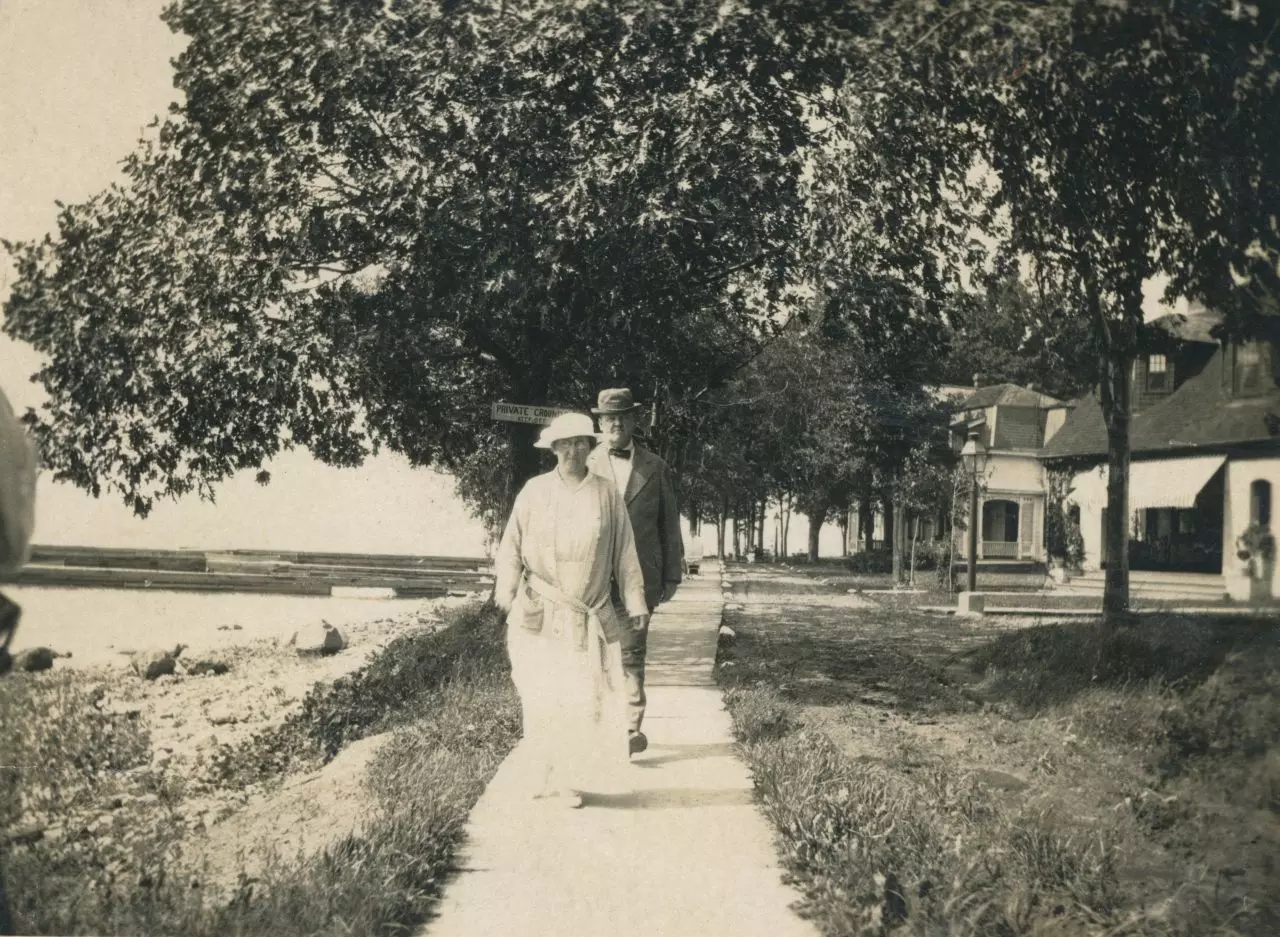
[590,443,684,611]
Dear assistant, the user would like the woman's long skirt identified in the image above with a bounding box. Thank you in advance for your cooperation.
[506,610,632,797]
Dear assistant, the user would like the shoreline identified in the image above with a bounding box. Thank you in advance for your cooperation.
[9,595,473,769]
[5,595,471,893]
[2,599,521,935]
[5,586,471,670]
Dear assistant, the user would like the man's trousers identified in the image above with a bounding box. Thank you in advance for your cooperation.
[612,602,649,733]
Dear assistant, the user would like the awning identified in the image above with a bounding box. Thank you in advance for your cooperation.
[1067,455,1225,512]
[1129,455,1225,511]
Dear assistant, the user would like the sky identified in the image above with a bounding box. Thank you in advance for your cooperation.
[0,0,489,556]
[0,1,1187,556]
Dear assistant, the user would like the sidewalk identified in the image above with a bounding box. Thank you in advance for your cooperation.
[421,558,818,937]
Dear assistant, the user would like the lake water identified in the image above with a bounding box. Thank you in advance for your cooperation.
[4,586,451,669]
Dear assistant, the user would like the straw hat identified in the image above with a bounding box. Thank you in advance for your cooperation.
[534,412,599,449]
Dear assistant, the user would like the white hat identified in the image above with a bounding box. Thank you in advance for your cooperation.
[534,412,599,449]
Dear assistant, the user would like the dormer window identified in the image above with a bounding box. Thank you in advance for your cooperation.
[1146,354,1169,391]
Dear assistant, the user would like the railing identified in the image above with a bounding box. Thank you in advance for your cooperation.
[981,541,1020,559]
[850,539,887,553]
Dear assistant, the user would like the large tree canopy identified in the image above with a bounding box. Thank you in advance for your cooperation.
[3,0,841,526]
[974,0,1280,621]
[941,273,1099,402]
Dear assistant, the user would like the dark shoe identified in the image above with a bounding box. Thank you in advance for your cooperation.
[628,731,648,756]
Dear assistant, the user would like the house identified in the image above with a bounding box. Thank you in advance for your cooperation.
[1040,307,1280,601]
[949,383,1074,564]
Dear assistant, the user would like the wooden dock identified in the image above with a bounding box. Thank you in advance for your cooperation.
[1,545,495,597]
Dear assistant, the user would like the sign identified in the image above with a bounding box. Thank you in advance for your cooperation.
[490,402,574,425]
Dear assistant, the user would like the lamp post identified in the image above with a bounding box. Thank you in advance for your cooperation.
[960,428,987,595]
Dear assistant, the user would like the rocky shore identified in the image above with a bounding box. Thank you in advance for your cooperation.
[4,595,481,899]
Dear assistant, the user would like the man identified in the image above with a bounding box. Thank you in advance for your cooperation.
[588,387,683,755]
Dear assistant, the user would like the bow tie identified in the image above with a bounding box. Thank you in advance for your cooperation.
[609,448,632,460]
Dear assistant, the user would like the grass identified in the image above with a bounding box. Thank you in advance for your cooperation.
[0,600,520,937]
[717,562,1279,937]
[765,559,1054,603]
[199,602,515,789]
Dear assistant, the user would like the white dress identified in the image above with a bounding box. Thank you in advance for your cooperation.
[494,468,648,797]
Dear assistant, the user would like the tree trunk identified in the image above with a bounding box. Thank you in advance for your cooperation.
[807,509,822,562]
[781,493,792,559]
[752,496,762,555]
[503,421,543,520]
[1084,255,1138,630]
[838,511,849,556]
[882,493,895,555]
[768,501,778,560]
[717,495,728,561]
[891,497,905,585]
[945,473,959,593]
[909,515,919,586]
[1099,347,1134,627]
[860,495,874,552]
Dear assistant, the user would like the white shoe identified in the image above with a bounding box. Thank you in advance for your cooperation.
[554,790,584,809]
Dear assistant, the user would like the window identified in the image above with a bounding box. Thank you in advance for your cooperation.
[1147,354,1169,391]
[1235,343,1262,394]
[1251,479,1272,528]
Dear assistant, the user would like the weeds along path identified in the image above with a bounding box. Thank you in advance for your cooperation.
[716,561,1280,937]
[423,558,819,937]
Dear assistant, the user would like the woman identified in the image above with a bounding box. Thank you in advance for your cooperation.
[494,411,648,808]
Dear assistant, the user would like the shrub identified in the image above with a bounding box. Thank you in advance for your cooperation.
[845,551,893,574]
[907,539,943,572]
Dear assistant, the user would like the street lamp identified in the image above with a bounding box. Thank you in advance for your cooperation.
[959,427,988,595]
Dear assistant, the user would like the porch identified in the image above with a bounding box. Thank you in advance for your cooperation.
[1090,455,1227,575]
[951,492,1045,562]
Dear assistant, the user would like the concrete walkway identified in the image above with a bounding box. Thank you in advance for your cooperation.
[422,559,817,937]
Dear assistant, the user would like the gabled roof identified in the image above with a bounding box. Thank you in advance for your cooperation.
[1041,344,1280,460]
[957,383,1065,411]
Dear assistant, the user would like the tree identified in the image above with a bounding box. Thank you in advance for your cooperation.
[942,273,1099,401]
[892,435,956,585]
[680,312,945,563]
[784,0,1276,617]
[3,0,834,530]
[970,0,1280,625]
